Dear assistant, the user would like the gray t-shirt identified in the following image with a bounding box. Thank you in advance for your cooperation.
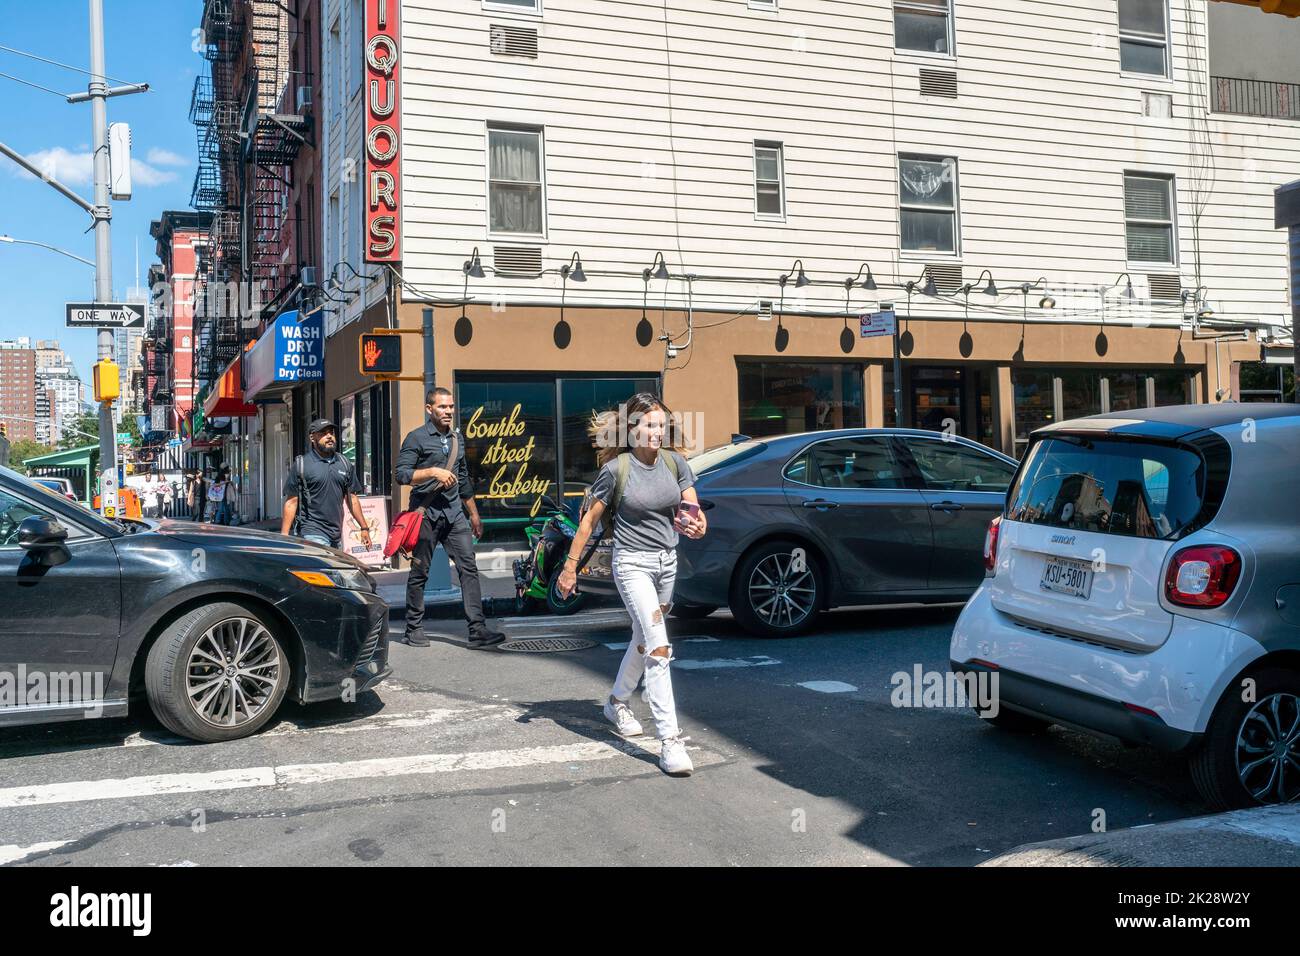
[590,450,695,552]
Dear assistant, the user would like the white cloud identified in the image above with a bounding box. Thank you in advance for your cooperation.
[146,148,187,167]
[3,146,180,188]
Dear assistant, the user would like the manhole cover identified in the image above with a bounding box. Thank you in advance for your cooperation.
[500,637,598,653]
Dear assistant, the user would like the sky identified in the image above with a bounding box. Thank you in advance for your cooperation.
[0,0,202,378]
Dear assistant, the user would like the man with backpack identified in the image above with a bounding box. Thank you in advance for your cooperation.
[395,387,502,649]
[281,418,372,552]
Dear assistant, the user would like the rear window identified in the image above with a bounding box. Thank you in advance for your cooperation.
[1007,436,1206,540]
[687,441,762,476]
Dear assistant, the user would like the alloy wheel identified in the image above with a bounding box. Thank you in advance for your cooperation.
[747,551,816,629]
[1234,692,1300,804]
[185,617,282,728]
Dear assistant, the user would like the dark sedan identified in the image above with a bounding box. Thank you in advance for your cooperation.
[0,466,390,742]
[580,428,1017,636]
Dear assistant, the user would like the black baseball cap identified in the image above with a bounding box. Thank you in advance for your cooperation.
[309,418,338,435]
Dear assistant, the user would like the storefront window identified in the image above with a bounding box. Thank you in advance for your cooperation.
[1059,368,1102,422]
[357,391,373,493]
[911,366,962,433]
[1013,369,1054,449]
[458,378,558,544]
[738,361,865,438]
[1108,370,1144,412]
[1152,369,1192,405]
[339,395,356,466]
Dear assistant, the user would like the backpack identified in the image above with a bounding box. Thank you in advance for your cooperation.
[291,455,311,535]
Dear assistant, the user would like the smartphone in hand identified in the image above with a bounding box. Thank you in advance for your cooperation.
[675,500,700,531]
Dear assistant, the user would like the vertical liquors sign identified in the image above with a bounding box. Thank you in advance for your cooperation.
[365,0,401,262]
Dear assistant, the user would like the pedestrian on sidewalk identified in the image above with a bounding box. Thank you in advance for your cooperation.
[280,419,372,553]
[556,392,707,777]
[395,386,502,650]
[187,470,207,521]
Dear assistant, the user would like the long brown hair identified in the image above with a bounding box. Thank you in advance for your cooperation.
[589,391,680,468]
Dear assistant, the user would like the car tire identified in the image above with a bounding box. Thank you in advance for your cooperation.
[976,707,1051,733]
[670,603,718,620]
[145,601,290,743]
[1189,667,1300,811]
[729,539,824,638]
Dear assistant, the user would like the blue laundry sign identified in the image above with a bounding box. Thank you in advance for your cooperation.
[245,309,325,399]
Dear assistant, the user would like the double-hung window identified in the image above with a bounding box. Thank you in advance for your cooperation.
[894,0,953,55]
[754,142,785,219]
[487,125,546,237]
[1119,0,1169,77]
[1124,173,1176,265]
[899,155,959,254]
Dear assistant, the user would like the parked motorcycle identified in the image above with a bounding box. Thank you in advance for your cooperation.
[513,497,588,615]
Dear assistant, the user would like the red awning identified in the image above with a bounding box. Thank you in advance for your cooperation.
[203,356,258,418]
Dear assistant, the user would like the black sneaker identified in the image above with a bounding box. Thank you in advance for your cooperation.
[404,632,431,647]
[467,627,505,649]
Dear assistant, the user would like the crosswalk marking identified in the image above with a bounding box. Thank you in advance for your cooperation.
[0,737,707,810]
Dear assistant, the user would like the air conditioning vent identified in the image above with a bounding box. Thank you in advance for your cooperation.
[493,245,544,277]
[1147,274,1182,301]
[919,68,958,99]
[490,23,539,59]
[926,264,962,294]
[1141,91,1172,118]
[756,299,774,321]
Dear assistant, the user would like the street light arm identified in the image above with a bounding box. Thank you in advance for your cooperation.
[0,235,95,267]
[0,139,96,215]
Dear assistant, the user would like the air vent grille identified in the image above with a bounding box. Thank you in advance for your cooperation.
[757,299,774,320]
[489,24,539,59]
[1147,274,1182,301]
[919,68,958,98]
[493,245,544,277]
[926,264,962,294]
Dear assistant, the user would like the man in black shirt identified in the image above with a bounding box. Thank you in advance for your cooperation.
[395,387,502,649]
[281,418,373,552]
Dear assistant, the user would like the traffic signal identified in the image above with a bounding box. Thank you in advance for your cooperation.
[359,332,402,376]
[93,359,120,402]
[0,421,7,439]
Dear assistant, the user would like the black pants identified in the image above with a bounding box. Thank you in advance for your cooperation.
[405,511,485,635]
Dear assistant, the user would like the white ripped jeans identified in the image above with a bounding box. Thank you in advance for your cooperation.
[610,547,680,740]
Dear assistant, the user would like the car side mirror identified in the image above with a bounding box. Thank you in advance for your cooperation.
[18,516,69,552]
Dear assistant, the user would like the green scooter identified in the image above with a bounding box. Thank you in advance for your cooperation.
[512,496,589,615]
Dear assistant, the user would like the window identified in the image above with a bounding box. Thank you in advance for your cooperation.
[899,155,958,254]
[786,437,908,490]
[754,142,785,219]
[327,17,341,127]
[327,190,340,278]
[738,361,866,438]
[350,0,364,96]
[1118,0,1169,77]
[0,489,65,548]
[903,438,1015,493]
[487,126,545,236]
[894,0,952,55]
[485,0,540,14]
[1124,173,1175,265]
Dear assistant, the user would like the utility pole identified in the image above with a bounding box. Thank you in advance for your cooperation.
[88,0,117,512]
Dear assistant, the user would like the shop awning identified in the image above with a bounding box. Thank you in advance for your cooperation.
[203,356,258,419]
[245,308,325,400]
[24,444,98,504]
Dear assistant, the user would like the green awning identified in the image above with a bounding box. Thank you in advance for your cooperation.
[25,444,99,469]
[25,444,99,504]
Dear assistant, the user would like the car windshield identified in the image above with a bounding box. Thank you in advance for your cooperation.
[1006,436,1206,540]
[1,466,121,536]
[687,441,762,476]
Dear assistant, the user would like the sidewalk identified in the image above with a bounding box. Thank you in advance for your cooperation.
[982,804,1300,867]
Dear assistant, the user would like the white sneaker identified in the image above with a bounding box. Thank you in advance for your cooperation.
[658,736,694,777]
[603,698,643,737]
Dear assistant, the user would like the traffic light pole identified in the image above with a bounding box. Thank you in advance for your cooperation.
[88,0,118,515]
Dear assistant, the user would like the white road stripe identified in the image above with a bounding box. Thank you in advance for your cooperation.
[675,656,780,670]
[0,841,71,865]
[603,637,720,650]
[798,681,858,693]
[0,739,693,810]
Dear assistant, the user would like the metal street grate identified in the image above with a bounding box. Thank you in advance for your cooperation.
[500,637,598,653]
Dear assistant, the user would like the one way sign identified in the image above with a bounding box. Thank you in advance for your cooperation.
[65,302,146,329]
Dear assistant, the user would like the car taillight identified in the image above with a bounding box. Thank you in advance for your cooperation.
[1164,545,1241,608]
[983,515,1002,573]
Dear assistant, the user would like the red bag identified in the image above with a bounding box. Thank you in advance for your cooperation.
[384,509,423,558]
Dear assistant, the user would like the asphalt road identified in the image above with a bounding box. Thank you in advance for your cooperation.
[0,597,1212,867]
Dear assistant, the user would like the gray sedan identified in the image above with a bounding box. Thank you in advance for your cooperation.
[580,428,1018,636]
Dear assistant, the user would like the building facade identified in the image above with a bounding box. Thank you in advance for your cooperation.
[305,0,1297,542]
[0,340,37,443]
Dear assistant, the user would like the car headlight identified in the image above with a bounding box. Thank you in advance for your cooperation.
[290,568,375,592]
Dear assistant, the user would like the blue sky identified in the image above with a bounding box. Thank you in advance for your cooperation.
[0,1,201,378]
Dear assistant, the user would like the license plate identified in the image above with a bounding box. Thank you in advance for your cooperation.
[1040,556,1093,600]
